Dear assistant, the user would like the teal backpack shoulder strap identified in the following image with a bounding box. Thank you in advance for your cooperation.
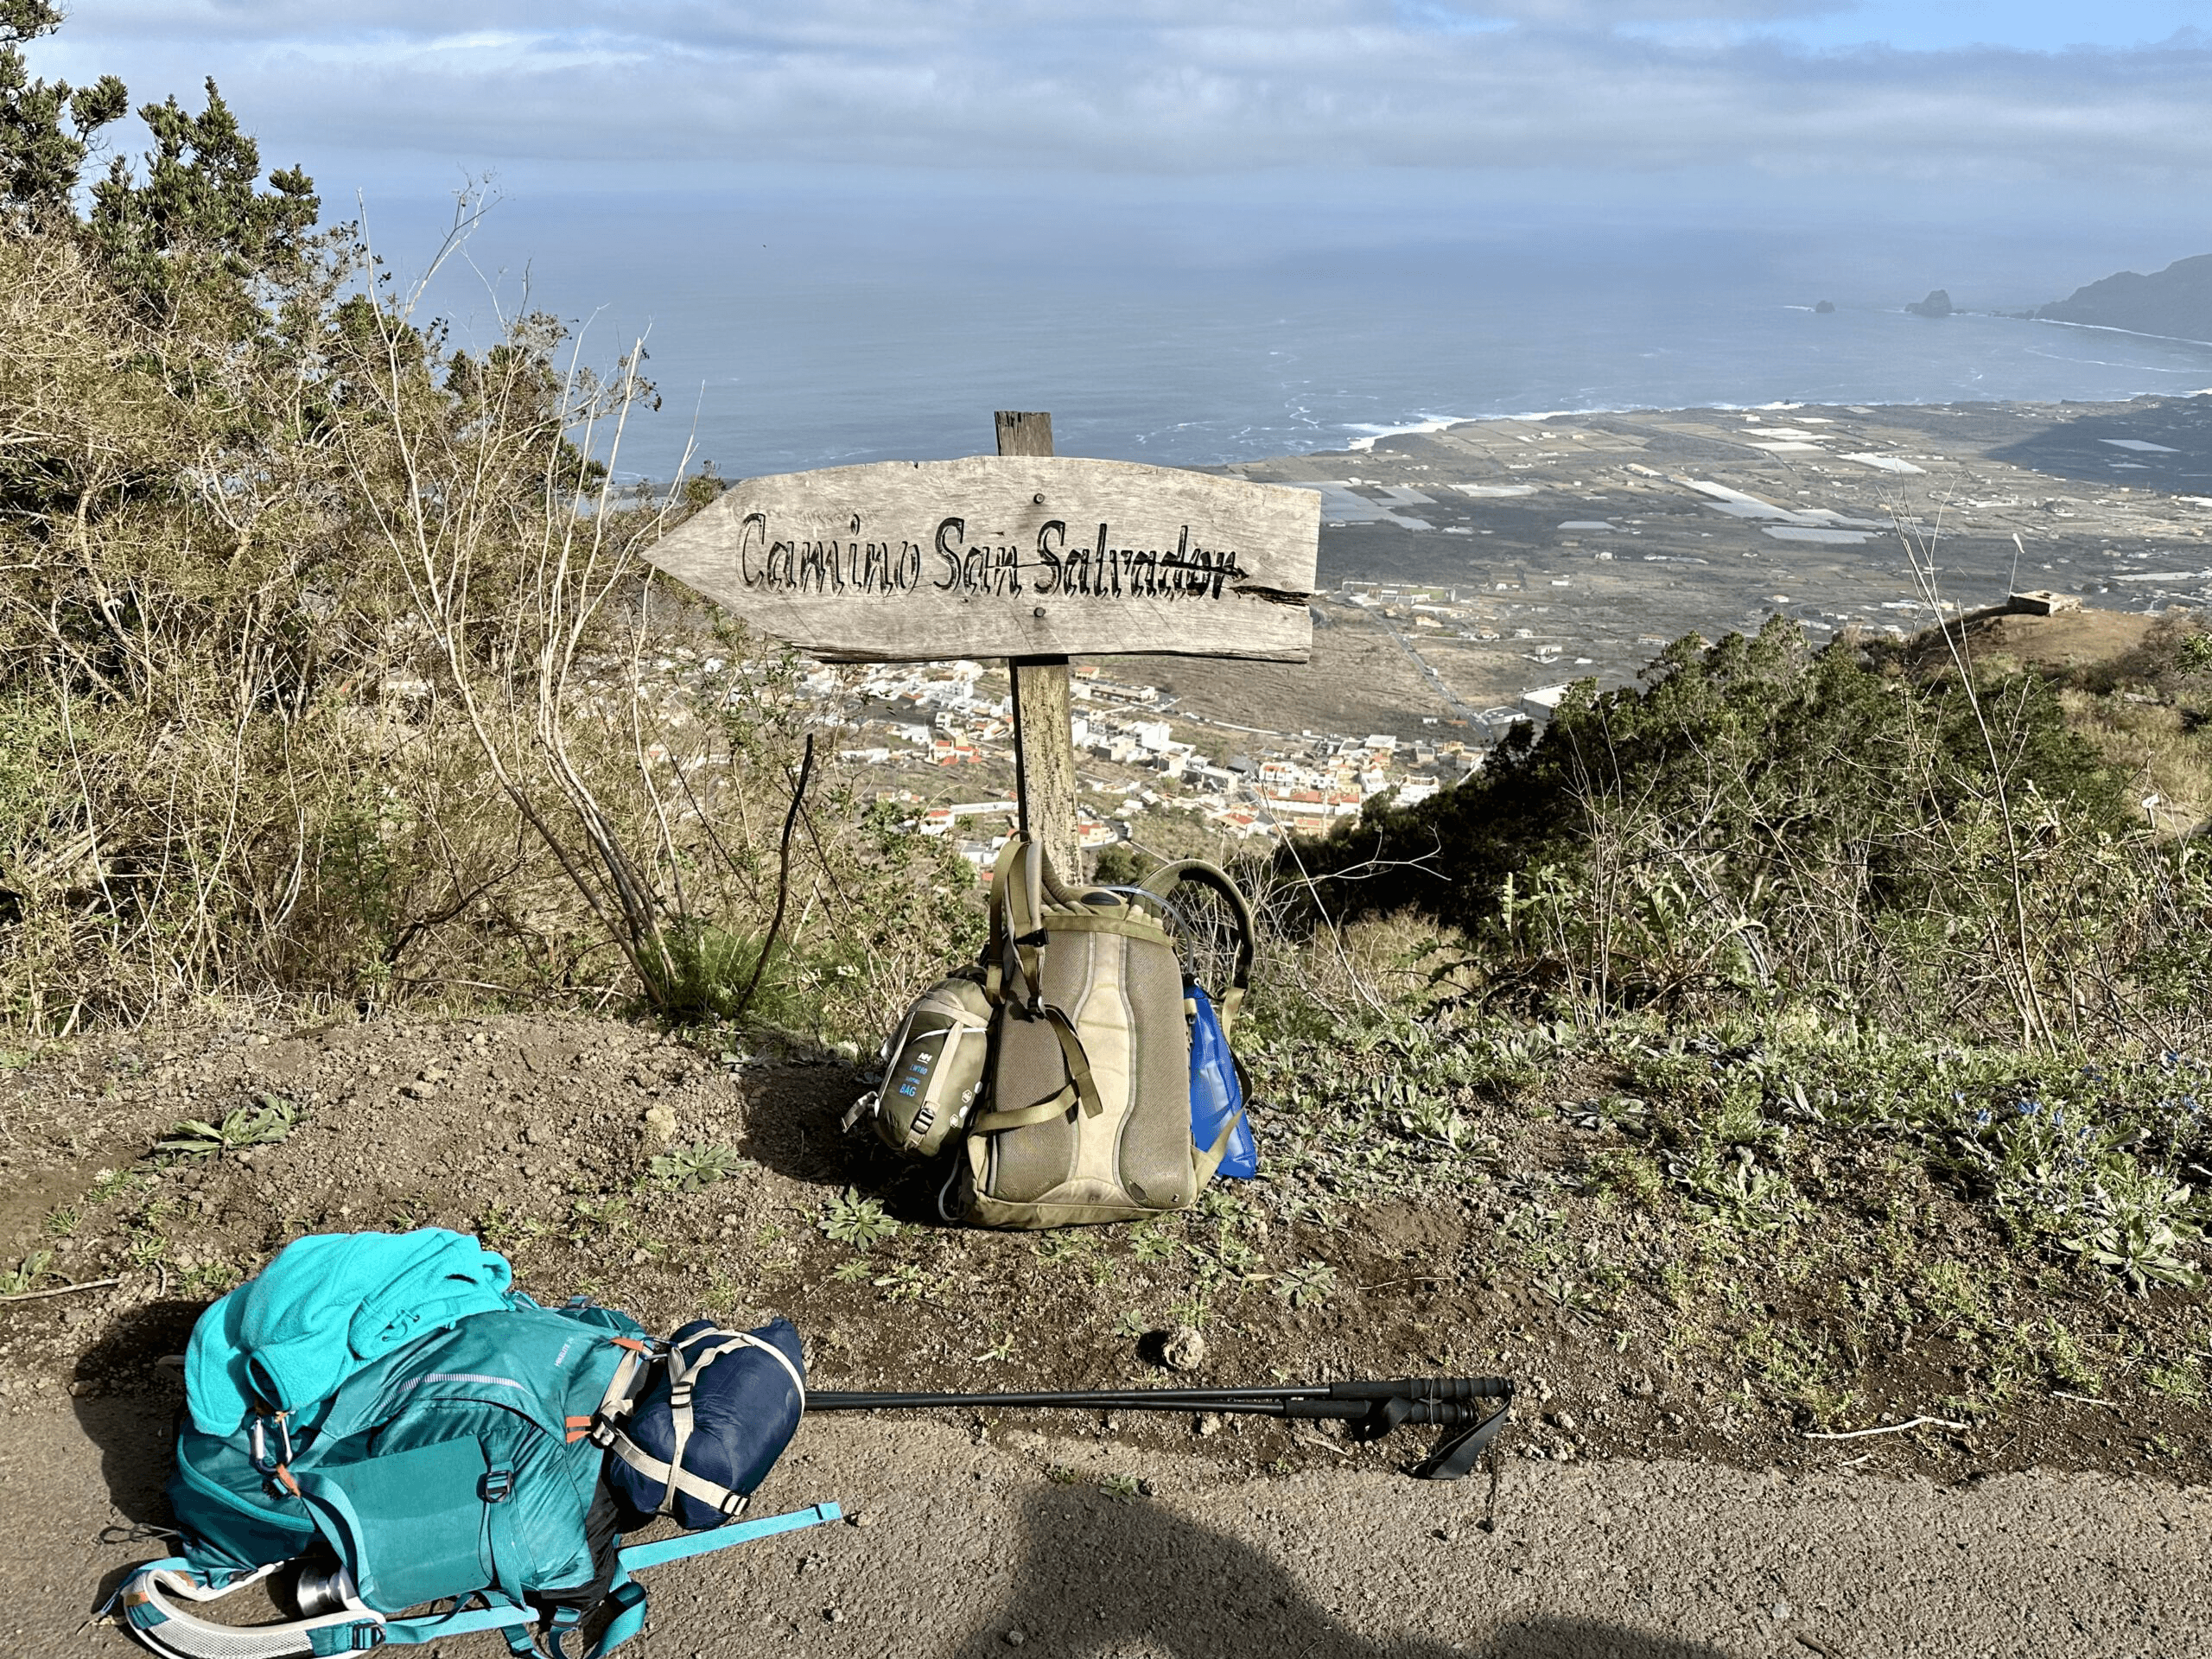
[111,1505,845,1659]
[581,1505,845,1659]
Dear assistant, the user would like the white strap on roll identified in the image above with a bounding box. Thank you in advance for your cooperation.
[116,1563,378,1659]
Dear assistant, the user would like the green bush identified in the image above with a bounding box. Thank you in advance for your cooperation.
[1287,616,2201,1042]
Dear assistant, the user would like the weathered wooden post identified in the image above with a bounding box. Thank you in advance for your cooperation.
[639,414,1319,884]
[994,411,1080,875]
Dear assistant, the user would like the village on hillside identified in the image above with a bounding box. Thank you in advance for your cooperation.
[806,643,1474,871]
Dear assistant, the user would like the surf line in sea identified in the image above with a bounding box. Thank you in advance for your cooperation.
[736,512,1249,602]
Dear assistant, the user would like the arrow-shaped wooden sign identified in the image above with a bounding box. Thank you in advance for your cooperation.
[639,414,1319,876]
[640,454,1319,664]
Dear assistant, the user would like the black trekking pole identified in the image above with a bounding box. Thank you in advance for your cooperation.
[807,1375,1516,1479]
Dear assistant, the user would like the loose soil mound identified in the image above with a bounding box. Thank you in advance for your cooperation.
[1902,601,2209,832]
[1943,607,2163,672]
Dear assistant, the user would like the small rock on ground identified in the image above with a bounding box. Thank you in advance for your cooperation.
[1161,1325,1206,1372]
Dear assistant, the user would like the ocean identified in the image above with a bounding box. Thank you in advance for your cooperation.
[396,192,2212,485]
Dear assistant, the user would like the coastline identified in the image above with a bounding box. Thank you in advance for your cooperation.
[2012,313,2212,356]
[1136,391,2212,744]
[615,289,2212,483]
[1343,397,1870,455]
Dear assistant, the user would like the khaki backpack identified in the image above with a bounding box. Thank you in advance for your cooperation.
[846,836,1254,1229]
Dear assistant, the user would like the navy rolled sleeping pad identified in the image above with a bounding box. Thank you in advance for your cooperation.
[606,1317,807,1531]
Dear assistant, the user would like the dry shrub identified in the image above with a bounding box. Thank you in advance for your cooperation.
[0,213,972,1039]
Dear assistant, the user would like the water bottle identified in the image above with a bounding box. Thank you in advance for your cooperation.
[1188,983,1257,1179]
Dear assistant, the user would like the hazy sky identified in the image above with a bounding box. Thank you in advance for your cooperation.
[26,3,2211,202]
[29,3,2209,472]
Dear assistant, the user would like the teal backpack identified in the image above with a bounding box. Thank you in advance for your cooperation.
[115,1231,837,1659]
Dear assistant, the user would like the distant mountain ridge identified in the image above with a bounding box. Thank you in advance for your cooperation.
[2037,253,2212,343]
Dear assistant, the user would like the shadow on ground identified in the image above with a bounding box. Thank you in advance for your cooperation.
[733,1060,878,1188]
[733,1058,990,1226]
[949,1487,1726,1659]
[1986,394,2212,488]
[70,1311,188,1615]
[72,1298,194,1527]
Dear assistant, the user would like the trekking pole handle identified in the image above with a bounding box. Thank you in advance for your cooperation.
[1279,1398,1501,1426]
[1327,1377,1515,1402]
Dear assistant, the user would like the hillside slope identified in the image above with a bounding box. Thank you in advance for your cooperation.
[2037,252,2212,341]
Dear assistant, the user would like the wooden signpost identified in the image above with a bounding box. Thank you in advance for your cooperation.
[641,412,1320,876]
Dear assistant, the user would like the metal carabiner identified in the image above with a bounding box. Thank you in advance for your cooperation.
[248,1408,296,1479]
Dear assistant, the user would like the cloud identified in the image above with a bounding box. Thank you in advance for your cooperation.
[1419,0,1847,22]
[25,2,2212,190]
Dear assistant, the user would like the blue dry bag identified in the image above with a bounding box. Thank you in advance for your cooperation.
[602,1318,807,1531]
[1189,983,1257,1179]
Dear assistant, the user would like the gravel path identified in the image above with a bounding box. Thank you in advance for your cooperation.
[8,1396,2205,1659]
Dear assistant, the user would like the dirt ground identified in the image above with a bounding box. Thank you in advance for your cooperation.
[7,1393,2209,1658]
[3,1009,2210,1655]
[5,1012,2209,1476]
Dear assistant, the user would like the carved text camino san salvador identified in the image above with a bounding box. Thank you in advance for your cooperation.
[735,514,1250,601]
